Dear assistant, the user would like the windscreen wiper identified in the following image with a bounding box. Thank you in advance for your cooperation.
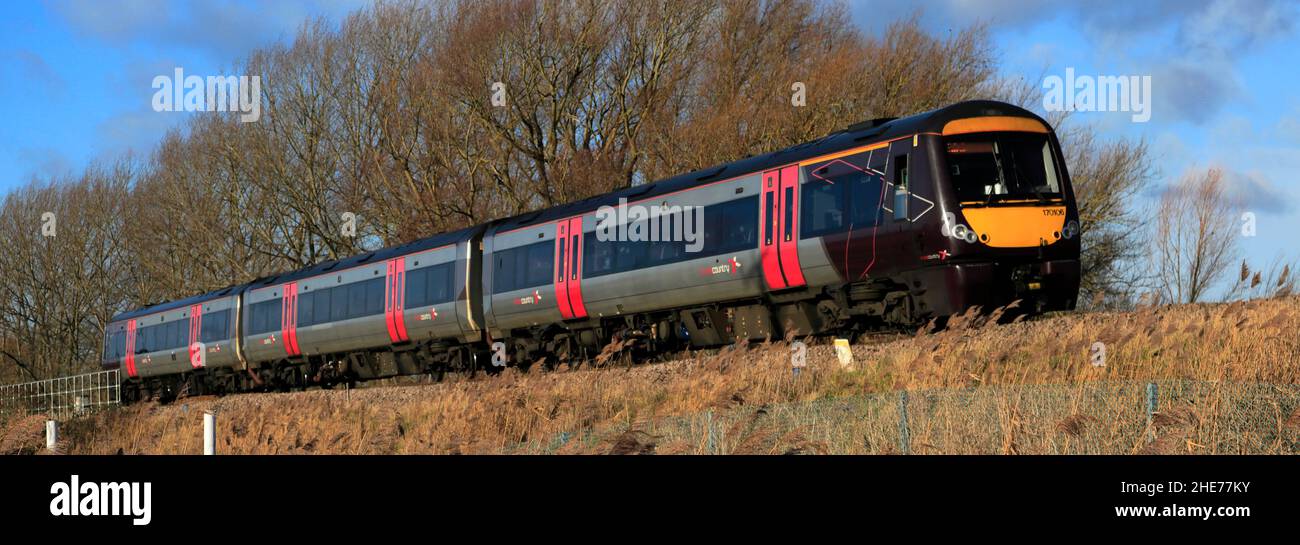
[985,142,1008,207]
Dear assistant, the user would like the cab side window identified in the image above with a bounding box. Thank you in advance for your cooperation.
[892,153,909,221]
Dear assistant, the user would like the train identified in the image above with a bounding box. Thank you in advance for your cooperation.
[101,100,1081,401]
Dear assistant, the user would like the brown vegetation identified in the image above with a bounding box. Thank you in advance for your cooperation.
[38,296,1300,455]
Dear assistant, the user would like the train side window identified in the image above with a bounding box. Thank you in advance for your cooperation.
[427,263,452,304]
[512,245,529,290]
[406,268,429,308]
[136,326,148,354]
[349,280,368,317]
[556,239,566,282]
[706,197,756,254]
[268,300,282,333]
[783,187,795,242]
[763,191,775,245]
[852,173,884,226]
[250,304,264,333]
[166,320,181,349]
[526,241,553,288]
[313,289,331,325]
[201,310,230,342]
[614,240,646,273]
[493,249,516,293]
[893,154,909,221]
[298,292,314,327]
[584,235,614,277]
[330,285,349,322]
[365,278,384,315]
[802,180,846,236]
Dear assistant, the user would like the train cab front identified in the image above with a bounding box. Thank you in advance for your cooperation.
[916,107,1081,317]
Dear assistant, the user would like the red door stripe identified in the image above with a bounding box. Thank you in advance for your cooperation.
[394,257,409,342]
[384,261,398,342]
[189,304,202,368]
[385,258,409,343]
[777,165,807,287]
[290,283,301,355]
[125,319,137,378]
[281,282,300,357]
[554,222,573,319]
[566,217,587,319]
[759,172,786,290]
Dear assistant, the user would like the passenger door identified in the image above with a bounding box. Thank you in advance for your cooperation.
[758,165,806,290]
[125,319,137,378]
[385,258,410,343]
[188,304,204,368]
[280,282,301,356]
[554,217,588,319]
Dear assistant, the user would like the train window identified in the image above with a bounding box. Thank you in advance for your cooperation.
[314,289,332,325]
[331,285,349,321]
[783,187,795,241]
[802,180,846,236]
[493,252,511,292]
[349,280,368,318]
[649,240,684,264]
[365,277,385,315]
[945,133,1062,203]
[525,241,554,288]
[298,292,315,326]
[728,201,756,251]
[570,237,579,280]
[494,242,553,293]
[893,154,909,221]
[584,235,615,277]
[249,299,281,335]
[614,240,646,273]
[407,268,429,308]
[115,331,126,359]
[251,305,264,333]
[427,263,453,305]
[201,310,230,343]
[165,320,180,350]
[556,239,566,282]
[705,196,757,255]
[852,173,885,226]
[764,192,775,245]
[136,326,148,354]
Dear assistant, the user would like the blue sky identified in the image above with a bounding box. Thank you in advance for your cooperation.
[2,0,1298,276]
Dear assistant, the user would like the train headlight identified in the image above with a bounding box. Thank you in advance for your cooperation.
[1062,220,1079,240]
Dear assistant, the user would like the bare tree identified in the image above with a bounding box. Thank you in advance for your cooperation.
[1152,167,1241,304]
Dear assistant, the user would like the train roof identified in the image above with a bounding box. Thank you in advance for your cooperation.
[490,100,1047,233]
[241,225,482,290]
[112,225,482,322]
[111,282,252,323]
[110,100,1042,323]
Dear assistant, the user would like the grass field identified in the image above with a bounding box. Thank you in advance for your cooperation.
[4,296,1298,454]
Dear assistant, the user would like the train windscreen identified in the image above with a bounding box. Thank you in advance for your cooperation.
[944,132,1062,204]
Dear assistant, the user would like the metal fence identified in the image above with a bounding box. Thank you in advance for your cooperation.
[510,380,1300,454]
[0,369,121,421]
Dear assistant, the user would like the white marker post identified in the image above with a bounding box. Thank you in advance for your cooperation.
[833,338,853,368]
[45,420,57,451]
[203,411,216,455]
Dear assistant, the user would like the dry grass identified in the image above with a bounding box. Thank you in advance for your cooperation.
[31,296,1300,454]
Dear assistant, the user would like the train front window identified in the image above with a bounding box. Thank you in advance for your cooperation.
[945,133,1061,204]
